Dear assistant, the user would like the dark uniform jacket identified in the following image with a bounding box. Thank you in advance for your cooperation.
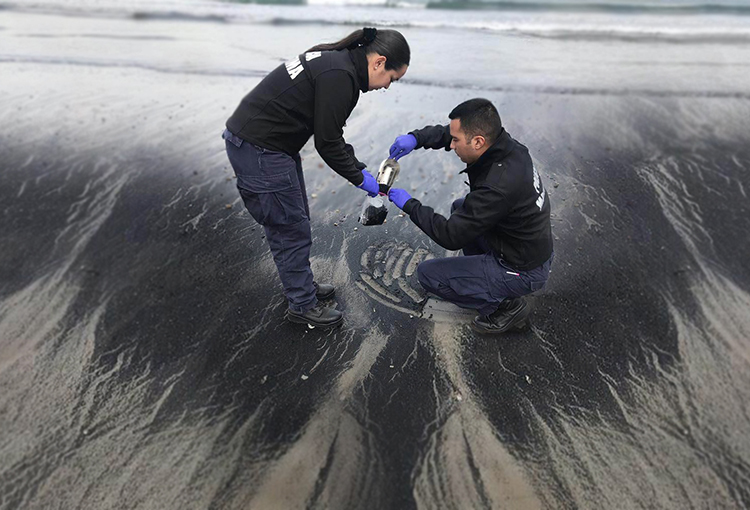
[226,47,369,186]
[403,125,553,271]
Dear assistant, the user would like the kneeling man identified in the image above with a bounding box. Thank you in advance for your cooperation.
[387,98,553,333]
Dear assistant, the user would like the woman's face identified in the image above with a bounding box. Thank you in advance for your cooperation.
[367,55,408,91]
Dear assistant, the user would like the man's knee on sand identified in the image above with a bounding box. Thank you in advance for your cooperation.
[416,258,443,294]
[416,253,550,302]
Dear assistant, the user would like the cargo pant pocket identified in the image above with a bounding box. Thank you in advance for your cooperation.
[522,254,553,293]
[486,256,535,299]
[529,280,546,292]
[236,171,306,227]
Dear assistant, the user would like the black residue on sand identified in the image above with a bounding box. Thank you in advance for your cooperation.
[2,7,750,510]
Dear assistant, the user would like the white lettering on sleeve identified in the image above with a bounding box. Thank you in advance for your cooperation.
[536,189,547,211]
[532,166,546,211]
[285,57,304,80]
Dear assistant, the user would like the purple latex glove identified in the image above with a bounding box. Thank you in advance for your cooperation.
[388,188,412,210]
[357,169,379,197]
[389,134,417,161]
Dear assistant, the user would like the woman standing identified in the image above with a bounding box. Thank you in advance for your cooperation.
[223,28,410,329]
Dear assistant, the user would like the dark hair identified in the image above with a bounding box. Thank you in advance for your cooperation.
[307,28,410,71]
[449,98,503,144]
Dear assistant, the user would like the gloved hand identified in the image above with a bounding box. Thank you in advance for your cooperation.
[388,188,412,210]
[389,134,417,161]
[357,169,379,197]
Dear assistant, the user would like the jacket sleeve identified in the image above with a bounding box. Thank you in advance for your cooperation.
[402,185,513,250]
[409,124,452,151]
[344,143,367,171]
[313,70,365,186]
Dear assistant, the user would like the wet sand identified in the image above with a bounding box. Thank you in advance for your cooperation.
[2,5,750,509]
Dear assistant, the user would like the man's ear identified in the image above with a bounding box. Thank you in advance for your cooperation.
[472,135,486,150]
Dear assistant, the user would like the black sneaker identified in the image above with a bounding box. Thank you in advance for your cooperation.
[472,298,530,334]
[314,282,335,300]
[287,304,343,329]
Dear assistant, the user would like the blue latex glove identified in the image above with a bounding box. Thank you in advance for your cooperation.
[389,134,417,161]
[388,188,412,210]
[357,169,379,197]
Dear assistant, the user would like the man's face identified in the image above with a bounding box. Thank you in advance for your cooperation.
[450,119,482,164]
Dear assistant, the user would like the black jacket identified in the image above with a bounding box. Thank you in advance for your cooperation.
[403,125,553,271]
[226,48,369,185]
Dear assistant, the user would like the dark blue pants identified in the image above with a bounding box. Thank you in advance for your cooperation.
[417,198,553,316]
[223,130,317,314]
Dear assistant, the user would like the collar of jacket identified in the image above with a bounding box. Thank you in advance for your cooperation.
[459,129,515,174]
[349,47,369,93]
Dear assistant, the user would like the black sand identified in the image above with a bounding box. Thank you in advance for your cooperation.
[2,5,750,509]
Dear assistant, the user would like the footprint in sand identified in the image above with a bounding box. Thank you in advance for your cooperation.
[354,240,431,315]
[354,241,483,324]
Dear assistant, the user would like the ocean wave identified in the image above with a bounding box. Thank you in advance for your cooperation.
[0,54,269,78]
[260,16,750,43]
[423,0,750,15]
[4,0,750,44]
[227,0,750,15]
[401,77,750,99]
[501,24,750,43]
[3,54,749,99]
[16,33,177,40]
[130,10,230,22]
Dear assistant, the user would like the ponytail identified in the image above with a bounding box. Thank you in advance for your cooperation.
[307,27,410,71]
